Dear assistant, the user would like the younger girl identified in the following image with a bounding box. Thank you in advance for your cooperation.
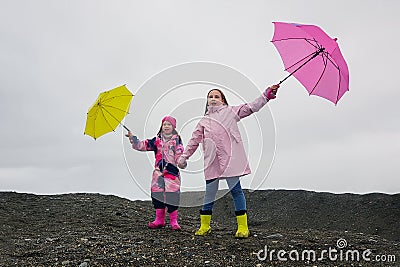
[178,85,279,238]
[127,116,184,230]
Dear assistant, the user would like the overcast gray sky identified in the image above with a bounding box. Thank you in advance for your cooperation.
[1,0,399,200]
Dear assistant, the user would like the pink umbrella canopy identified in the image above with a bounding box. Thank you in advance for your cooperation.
[271,22,349,104]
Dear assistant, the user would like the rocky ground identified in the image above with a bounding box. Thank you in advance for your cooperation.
[0,190,399,267]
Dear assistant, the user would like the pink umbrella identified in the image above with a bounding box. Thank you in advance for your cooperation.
[271,22,349,104]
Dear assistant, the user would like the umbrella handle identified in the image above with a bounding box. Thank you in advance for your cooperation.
[123,125,131,132]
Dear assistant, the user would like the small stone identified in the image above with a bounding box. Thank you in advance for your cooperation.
[267,233,283,238]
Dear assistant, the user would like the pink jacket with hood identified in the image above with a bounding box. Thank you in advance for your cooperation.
[181,93,269,180]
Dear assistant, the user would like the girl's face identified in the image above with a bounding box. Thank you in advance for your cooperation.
[207,90,224,106]
[162,121,174,135]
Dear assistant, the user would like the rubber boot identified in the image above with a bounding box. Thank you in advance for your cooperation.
[195,213,212,236]
[169,210,181,231]
[148,208,166,229]
[235,212,250,238]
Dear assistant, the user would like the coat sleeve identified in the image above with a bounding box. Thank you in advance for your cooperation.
[174,138,185,164]
[181,122,204,160]
[131,136,157,152]
[232,93,269,120]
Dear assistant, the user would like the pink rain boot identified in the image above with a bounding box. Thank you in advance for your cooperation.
[169,210,181,231]
[148,208,166,229]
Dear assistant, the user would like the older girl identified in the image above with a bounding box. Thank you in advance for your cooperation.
[178,85,279,238]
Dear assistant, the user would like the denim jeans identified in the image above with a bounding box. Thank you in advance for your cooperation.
[202,176,246,212]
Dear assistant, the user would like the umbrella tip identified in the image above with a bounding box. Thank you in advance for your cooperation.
[333,38,338,41]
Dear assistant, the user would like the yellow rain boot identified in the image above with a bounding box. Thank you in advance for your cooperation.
[195,213,212,236]
[235,212,250,238]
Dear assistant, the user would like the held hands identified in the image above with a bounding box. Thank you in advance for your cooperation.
[177,156,187,169]
[264,84,280,100]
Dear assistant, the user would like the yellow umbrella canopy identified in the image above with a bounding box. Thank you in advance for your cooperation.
[84,85,133,140]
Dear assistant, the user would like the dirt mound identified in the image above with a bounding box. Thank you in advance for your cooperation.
[1,190,399,266]
[195,189,400,241]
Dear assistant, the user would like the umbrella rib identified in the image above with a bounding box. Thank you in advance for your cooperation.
[278,48,324,85]
[305,38,320,50]
[272,38,322,72]
[336,68,341,104]
[309,51,344,104]
[88,106,112,139]
[309,54,328,95]
[101,106,128,130]
[327,53,342,104]
[272,37,320,49]
[101,104,131,114]
[326,53,342,104]
[284,51,317,72]
[324,51,339,70]
[98,107,116,133]
[102,94,133,104]
[323,52,344,103]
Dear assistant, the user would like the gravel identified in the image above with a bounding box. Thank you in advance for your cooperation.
[1,190,399,266]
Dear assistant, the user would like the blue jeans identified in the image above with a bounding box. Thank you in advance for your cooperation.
[202,176,246,212]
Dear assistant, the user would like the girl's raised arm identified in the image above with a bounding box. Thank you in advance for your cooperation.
[234,85,279,119]
[126,131,156,152]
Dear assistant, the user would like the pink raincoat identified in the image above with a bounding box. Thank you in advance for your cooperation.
[181,94,269,180]
[132,134,184,192]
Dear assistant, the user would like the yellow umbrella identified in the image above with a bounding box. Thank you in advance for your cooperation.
[84,85,133,140]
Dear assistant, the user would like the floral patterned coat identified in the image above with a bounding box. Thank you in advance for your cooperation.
[131,134,184,193]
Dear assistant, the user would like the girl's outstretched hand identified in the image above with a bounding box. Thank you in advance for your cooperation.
[270,84,280,90]
[264,84,279,100]
[125,131,139,145]
[125,131,133,138]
